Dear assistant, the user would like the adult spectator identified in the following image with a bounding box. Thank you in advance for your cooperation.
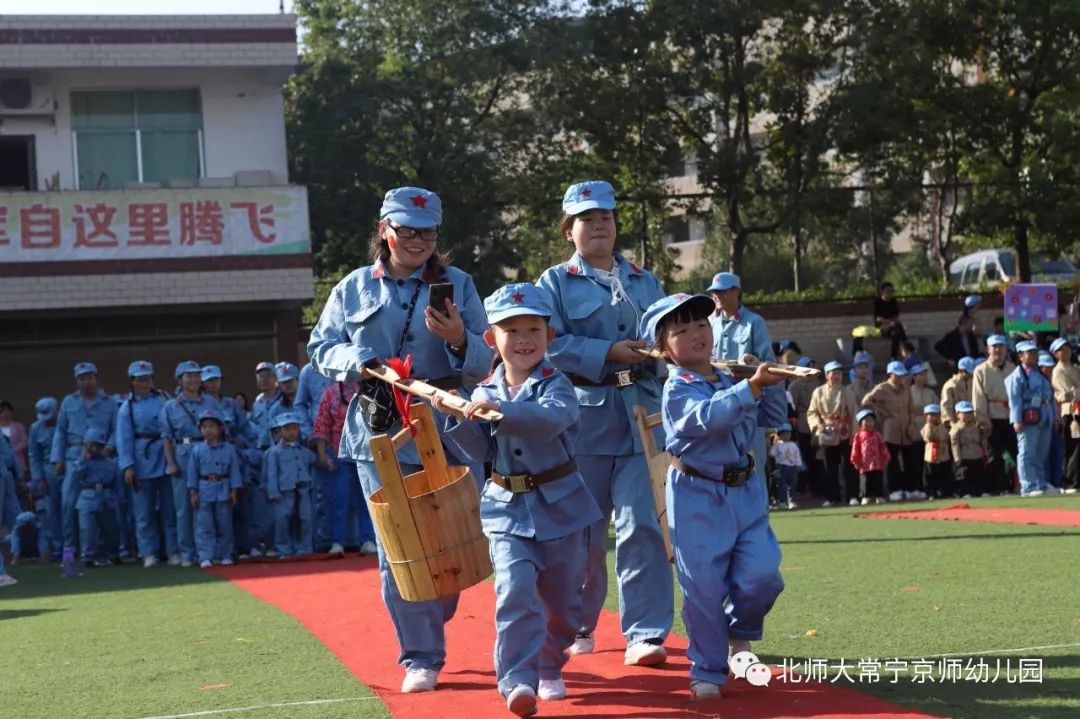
[862,361,922,501]
[1050,338,1080,493]
[972,335,1017,494]
[858,282,908,359]
[787,358,822,499]
[935,314,982,371]
[0,401,28,474]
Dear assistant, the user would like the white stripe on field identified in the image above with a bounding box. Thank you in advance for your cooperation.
[136,696,378,719]
[901,641,1080,660]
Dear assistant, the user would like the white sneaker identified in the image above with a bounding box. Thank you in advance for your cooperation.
[624,641,666,666]
[786,501,797,510]
[1065,488,1078,494]
[0,574,18,587]
[690,680,721,700]
[506,685,537,717]
[167,554,181,566]
[329,543,345,555]
[238,553,250,560]
[538,677,566,701]
[980,493,991,497]
[874,497,886,504]
[181,560,194,568]
[848,498,859,506]
[400,667,438,693]
[221,558,235,566]
[889,490,904,502]
[1045,485,1061,495]
[569,633,594,655]
[860,497,870,506]
[265,549,279,558]
[1025,490,1045,497]
[248,547,263,558]
[199,560,212,569]
[143,555,159,568]
[962,494,972,499]
[821,500,834,508]
[359,541,378,556]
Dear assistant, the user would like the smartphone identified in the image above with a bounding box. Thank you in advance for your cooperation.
[428,282,454,317]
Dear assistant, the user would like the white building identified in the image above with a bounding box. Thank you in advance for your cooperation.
[0,14,312,409]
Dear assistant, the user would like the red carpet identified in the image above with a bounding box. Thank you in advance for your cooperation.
[859,501,1080,527]
[210,558,942,718]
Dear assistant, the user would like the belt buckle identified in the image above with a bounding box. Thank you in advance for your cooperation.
[94,483,103,491]
[506,474,532,493]
[614,369,633,387]
[208,473,220,482]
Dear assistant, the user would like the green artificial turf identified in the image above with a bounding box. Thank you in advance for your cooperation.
[0,564,390,719]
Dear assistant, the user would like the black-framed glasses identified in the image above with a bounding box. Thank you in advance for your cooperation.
[388,223,439,241]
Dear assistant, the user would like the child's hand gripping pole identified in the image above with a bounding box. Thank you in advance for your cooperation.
[362,364,504,422]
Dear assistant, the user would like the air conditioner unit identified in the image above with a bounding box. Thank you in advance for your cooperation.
[0,77,55,117]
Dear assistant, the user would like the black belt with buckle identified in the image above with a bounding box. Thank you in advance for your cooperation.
[671,455,755,487]
[201,473,222,482]
[570,370,638,388]
[180,437,204,445]
[491,459,577,493]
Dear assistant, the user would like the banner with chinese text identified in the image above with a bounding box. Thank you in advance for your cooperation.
[1004,283,1058,333]
[0,186,309,261]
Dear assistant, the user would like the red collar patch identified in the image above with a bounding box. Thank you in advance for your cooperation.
[678,372,697,383]
[567,264,580,275]
[372,263,384,279]
[629,262,642,274]
[541,367,554,378]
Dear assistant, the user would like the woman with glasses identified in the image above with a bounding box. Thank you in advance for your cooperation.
[307,186,492,694]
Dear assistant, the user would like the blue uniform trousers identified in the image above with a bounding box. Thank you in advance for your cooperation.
[273,485,313,556]
[133,476,177,558]
[668,470,784,686]
[576,453,673,645]
[1017,423,1052,495]
[248,485,275,552]
[490,529,587,697]
[323,458,374,547]
[60,449,83,550]
[195,500,234,563]
[43,470,64,554]
[357,460,461,671]
[78,503,119,561]
[170,475,196,561]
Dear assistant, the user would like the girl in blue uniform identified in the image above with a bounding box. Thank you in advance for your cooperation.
[116,361,177,568]
[536,180,673,665]
[640,293,786,700]
[434,283,602,717]
[73,427,123,566]
[308,186,492,693]
[265,412,317,557]
[186,409,242,568]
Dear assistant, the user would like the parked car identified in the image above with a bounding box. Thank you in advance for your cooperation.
[948,248,1077,288]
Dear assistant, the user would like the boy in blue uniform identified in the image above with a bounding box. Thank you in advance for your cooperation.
[186,409,242,568]
[1006,341,1058,496]
[641,293,786,700]
[265,412,317,557]
[536,180,673,665]
[50,362,118,569]
[73,427,123,566]
[28,397,60,559]
[435,283,601,716]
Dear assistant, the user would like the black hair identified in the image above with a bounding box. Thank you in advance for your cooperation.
[368,219,450,279]
[0,400,12,413]
[656,300,714,350]
[900,340,916,353]
[879,282,894,292]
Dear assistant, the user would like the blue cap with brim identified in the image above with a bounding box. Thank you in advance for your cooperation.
[777,422,793,433]
[958,357,976,373]
[639,294,716,346]
[797,357,814,368]
[562,180,616,215]
[1050,338,1070,355]
[886,360,908,376]
[823,361,843,373]
[35,397,57,421]
[200,365,222,381]
[197,408,224,425]
[127,360,154,378]
[955,401,975,413]
[273,411,303,429]
[1038,352,1055,368]
[1015,340,1039,353]
[964,294,981,308]
[380,186,442,228]
[73,361,97,378]
[484,283,553,325]
[924,404,941,415]
[856,408,875,423]
[707,272,741,293]
[853,350,873,367]
[275,363,299,382]
[174,360,200,379]
[83,427,109,445]
[909,363,927,375]
[255,361,275,373]
[986,334,1007,347]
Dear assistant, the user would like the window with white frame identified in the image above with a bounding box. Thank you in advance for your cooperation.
[72,90,203,190]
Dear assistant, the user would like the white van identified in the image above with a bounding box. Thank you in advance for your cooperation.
[948,249,1076,288]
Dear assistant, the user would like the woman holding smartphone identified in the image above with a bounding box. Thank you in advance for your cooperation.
[307,186,492,694]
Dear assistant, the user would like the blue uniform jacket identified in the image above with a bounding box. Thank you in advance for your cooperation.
[1005,366,1056,427]
[159,393,221,452]
[185,441,242,503]
[265,442,317,499]
[537,252,665,456]
[296,364,333,429]
[307,261,492,464]
[28,420,57,483]
[50,391,118,463]
[247,391,281,449]
[663,367,760,475]
[268,395,312,440]
[711,305,786,428]
[442,361,602,541]
[73,455,122,511]
[116,392,168,479]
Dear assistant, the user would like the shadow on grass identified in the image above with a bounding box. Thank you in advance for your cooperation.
[0,607,67,621]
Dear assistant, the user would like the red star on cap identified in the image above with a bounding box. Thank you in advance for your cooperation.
[541,367,554,378]
[511,291,525,303]
[140,362,148,369]
[411,194,427,208]
[581,188,591,198]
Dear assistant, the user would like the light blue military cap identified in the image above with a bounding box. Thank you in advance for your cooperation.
[639,293,716,346]
[924,404,941,415]
[1015,340,1039,353]
[174,360,201,379]
[855,408,875,423]
[886,360,908,376]
[707,272,741,292]
[83,427,109,445]
[909,363,927,375]
[778,422,793,433]
[986,334,1008,347]
[853,350,874,367]
[200,365,222,381]
[1050,337,1070,355]
[73,361,97,378]
[955,400,975,413]
[275,362,299,382]
[1038,352,1055,368]
[958,356,976,373]
[127,360,154,378]
[964,294,981,309]
[35,396,57,420]
[197,408,224,425]
[823,360,844,373]
[797,356,814,368]
[483,283,553,325]
[380,186,442,228]
[273,411,303,429]
[255,361,275,373]
[562,180,616,215]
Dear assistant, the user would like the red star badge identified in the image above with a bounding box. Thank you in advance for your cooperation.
[511,291,525,303]
[541,367,554,378]
[581,188,591,198]
[410,194,427,208]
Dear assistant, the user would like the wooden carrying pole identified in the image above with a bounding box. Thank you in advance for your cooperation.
[633,347,820,380]
[634,405,674,563]
[363,364,503,421]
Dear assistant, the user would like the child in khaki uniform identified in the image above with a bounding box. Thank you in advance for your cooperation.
[950,401,989,497]
[920,405,953,498]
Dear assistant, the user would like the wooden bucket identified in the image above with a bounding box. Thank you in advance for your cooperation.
[368,402,493,602]
[634,405,674,562]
